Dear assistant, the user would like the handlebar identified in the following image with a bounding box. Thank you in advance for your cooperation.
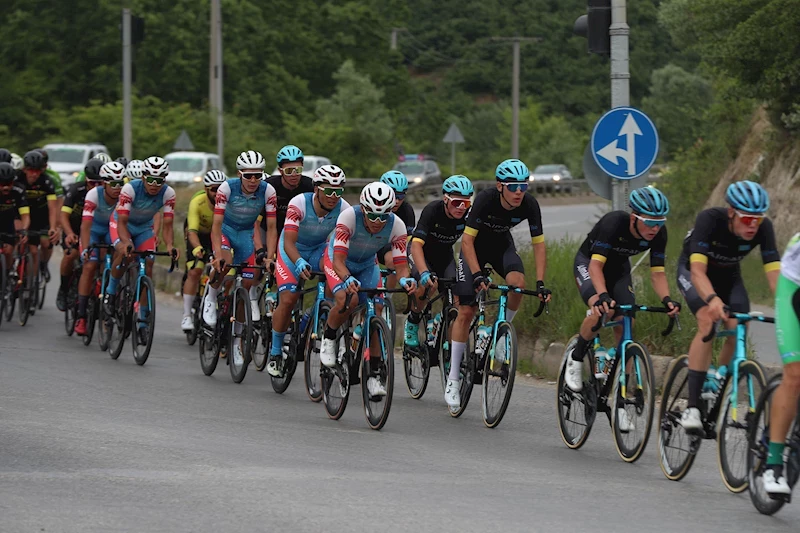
[340,287,412,314]
[701,307,775,343]
[124,245,179,272]
[591,303,679,337]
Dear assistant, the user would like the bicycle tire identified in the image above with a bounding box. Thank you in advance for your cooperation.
[717,358,767,492]
[556,335,598,450]
[402,314,430,399]
[747,375,788,515]
[482,321,517,428]
[449,322,476,419]
[186,293,201,346]
[270,320,298,395]
[304,300,329,402]
[132,276,157,366]
[322,331,349,420]
[438,308,458,396]
[228,286,252,383]
[658,354,699,481]
[380,294,396,343]
[98,273,111,352]
[64,282,76,336]
[18,255,33,326]
[36,267,46,310]
[362,315,394,430]
[83,292,97,346]
[3,255,16,323]
[610,342,655,462]
[252,313,270,372]
[0,254,6,328]
[107,273,131,360]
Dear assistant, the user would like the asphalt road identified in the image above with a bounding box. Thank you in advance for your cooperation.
[1,273,797,532]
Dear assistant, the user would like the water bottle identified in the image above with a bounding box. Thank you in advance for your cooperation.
[594,345,609,379]
[425,318,436,345]
[475,325,491,356]
[265,291,277,317]
[426,312,442,347]
[351,323,363,353]
[299,310,311,335]
[701,365,719,402]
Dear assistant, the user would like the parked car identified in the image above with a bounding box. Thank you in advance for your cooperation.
[272,155,331,178]
[163,151,226,185]
[530,164,573,192]
[42,143,110,186]
[392,154,441,186]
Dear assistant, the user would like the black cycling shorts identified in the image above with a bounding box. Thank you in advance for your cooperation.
[29,212,50,234]
[409,249,457,282]
[573,251,635,313]
[453,237,525,306]
[677,259,749,315]
[186,233,212,269]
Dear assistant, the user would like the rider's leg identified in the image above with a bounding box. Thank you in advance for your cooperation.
[183,267,202,317]
[77,260,98,318]
[59,245,76,296]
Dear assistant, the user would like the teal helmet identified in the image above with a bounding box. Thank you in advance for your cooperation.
[276,145,304,165]
[442,175,473,196]
[726,180,769,213]
[629,186,669,217]
[380,170,408,193]
[495,159,529,182]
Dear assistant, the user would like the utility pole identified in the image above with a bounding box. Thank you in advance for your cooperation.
[390,27,406,51]
[212,0,224,158]
[609,0,630,210]
[491,37,541,159]
[209,1,217,123]
[122,8,132,160]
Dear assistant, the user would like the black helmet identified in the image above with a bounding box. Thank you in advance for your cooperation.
[36,148,49,164]
[115,156,129,167]
[0,162,16,184]
[84,158,105,181]
[23,150,46,170]
[0,149,11,164]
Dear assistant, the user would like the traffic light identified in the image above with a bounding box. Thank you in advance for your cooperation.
[574,0,611,55]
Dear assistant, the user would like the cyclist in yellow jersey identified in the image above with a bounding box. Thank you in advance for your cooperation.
[181,170,225,331]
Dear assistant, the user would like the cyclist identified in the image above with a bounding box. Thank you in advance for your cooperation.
[762,232,800,496]
[36,149,65,207]
[75,153,113,184]
[73,162,124,336]
[377,170,415,289]
[563,187,680,429]
[204,150,277,367]
[447,159,551,408]
[267,165,349,377]
[0,149,12,165]
[126,159,144,181]
[10,153,23,171]
[57,159,104,312]
[104,156,178,341]
[181,169,225,332]
[677,181,780,433]
[320,182,417,397]
[0,162,29,265]
[403,175,473,348]
[15,150,59,284]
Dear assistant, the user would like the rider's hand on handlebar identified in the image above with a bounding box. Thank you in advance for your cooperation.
[170,247,179,260]
[536,280,552,303]
[399,277,417,293]
[343,275,360,295]
[472,273,488,294]
[65,233,79,247]
[47,227,59,244]
[592,292,614,317]
[662,296,681,317]
[706,295,727,322]
[295,258,312,280]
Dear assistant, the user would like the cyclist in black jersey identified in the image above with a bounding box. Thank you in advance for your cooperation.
[564,188,680,407]
[16,150,59,283]
[446,159,551,408]
[676,181,781,432]
[259,145,314,235]
[403,175,472,347]
[0,163,30,265]
[377,171,415,289]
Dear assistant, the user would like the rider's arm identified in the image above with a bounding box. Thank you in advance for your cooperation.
[282,196,306,264]
[410,239,429,274]
[161,186,176,251]
[758,218,781,294]
[331,208,355,280]
[687,210,718,301]
[264,183,278,259]
[19,213,30,232]
[186,196,202,251]
[115,183,136,246]
[388,217,413,283]
[79,217,92,254]
[60,184,77,239]
[649,226,671,301]
[409,202,435,274]
[526,195,547,282]
[461,191,490,276]
[16,188,30,231]
[211,181,231,258]
[153,212,162,246]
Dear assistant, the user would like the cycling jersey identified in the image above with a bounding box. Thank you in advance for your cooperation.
[15,171,57,232]
[464,188,544,247]
[327,206,408,271]
[780,233,800,286]
[275,192,350,292]
[777,233,800,365]
[215,178,276,265]
[62,182,89,233]
[377,201,415,263]
[82,187,117,258]
[259,174,314,233]
[578,211,667,273]
[111,180,176,251]
[186,190,214,235]
[409,199,466,278]
[0,186,29,244]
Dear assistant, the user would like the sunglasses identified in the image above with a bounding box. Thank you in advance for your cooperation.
[320,186,344,198]
[394,192,407,201]
[445,196,471,209]
[106,180,125,189]
[281,166,303,176]
[734,210,765,226]
[207,186,220,193]
[241,172,263,181]
[365,212,389,223]
[633,214,667,228]
[501,182,528,193]
[144,176,165,185]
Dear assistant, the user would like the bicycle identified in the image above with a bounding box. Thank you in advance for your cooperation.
[28,229,52,313]
[0,232,26,327]
[250,269,276,372]
[401,277,457,400]
[449,277,547,428]
[557,304,676,462]
[86,244,116,349]
[106,248,177,365]
[181,254,212,347]
[198,262,268,383]
[658,309,769,491]
[379,267,397,337]
[303,272,334,402]
[63,243,81,336]
[3,232,36,326]
[320,287,408,430]
[747,373,800,514]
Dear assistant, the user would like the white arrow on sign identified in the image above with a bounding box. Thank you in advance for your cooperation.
[596,113,643,176]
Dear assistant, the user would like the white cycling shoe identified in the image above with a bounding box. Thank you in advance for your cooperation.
[617,408,635,433]
[367,377,387,397]
[564,353,583,392]
[320,338,337,368]
[445,379,461,408]
[181,315,193,331]
[202,297,217,326]
[763,469,791,496]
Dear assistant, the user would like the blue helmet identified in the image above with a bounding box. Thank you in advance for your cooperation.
[495,159,529,182]
[276,145,304,165]
[629,186,669,217]
[726,180,769,213]
[442,175,473,197]
[380,170,409,193]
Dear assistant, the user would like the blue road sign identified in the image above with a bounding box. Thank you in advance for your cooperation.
[591,107,658,180]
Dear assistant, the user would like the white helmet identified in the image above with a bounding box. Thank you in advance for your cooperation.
[313,164,346,186]
[10,153,23,170]
[94,153,112,163]
[100,161,126,181]
[126,159,144,179]
[204,169,227,186]
[143,156,169,178]
[236,150,265,171]
[360,182,395,214]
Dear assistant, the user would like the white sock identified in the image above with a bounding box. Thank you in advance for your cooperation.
[449,341,466,381]
[249,285,259,300]
[506,308,517,322]
[183,294,193,317]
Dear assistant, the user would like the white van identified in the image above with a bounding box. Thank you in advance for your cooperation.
[42,143,110,186]
[163,151,227,185]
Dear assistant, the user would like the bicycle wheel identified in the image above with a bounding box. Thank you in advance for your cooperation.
[361,316,394,430]
[0,254,6,327]
[107,274,131,360]
[199,323,221,376]
[609,342,655,462]
[98,274,112,352]
[18,255,33,326]
[83,292,97,346]
[717,358,767,492]
[304,301,329,402]
[252,306,270,372]
[322,335,349,420]
[3,257,15,323]
[449,324,477,419]
[556,335,598,449]
[36,267,46,310]
[747,376,789,515]
[228,286,252,383]
[64,279,76,336]
[131,276,157,366]
[438,307,458,395]
[380,294,396,342]
[482,321,517,428]
[402,315,430,399]
[658,354,700,481]
[186,293,201,346]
